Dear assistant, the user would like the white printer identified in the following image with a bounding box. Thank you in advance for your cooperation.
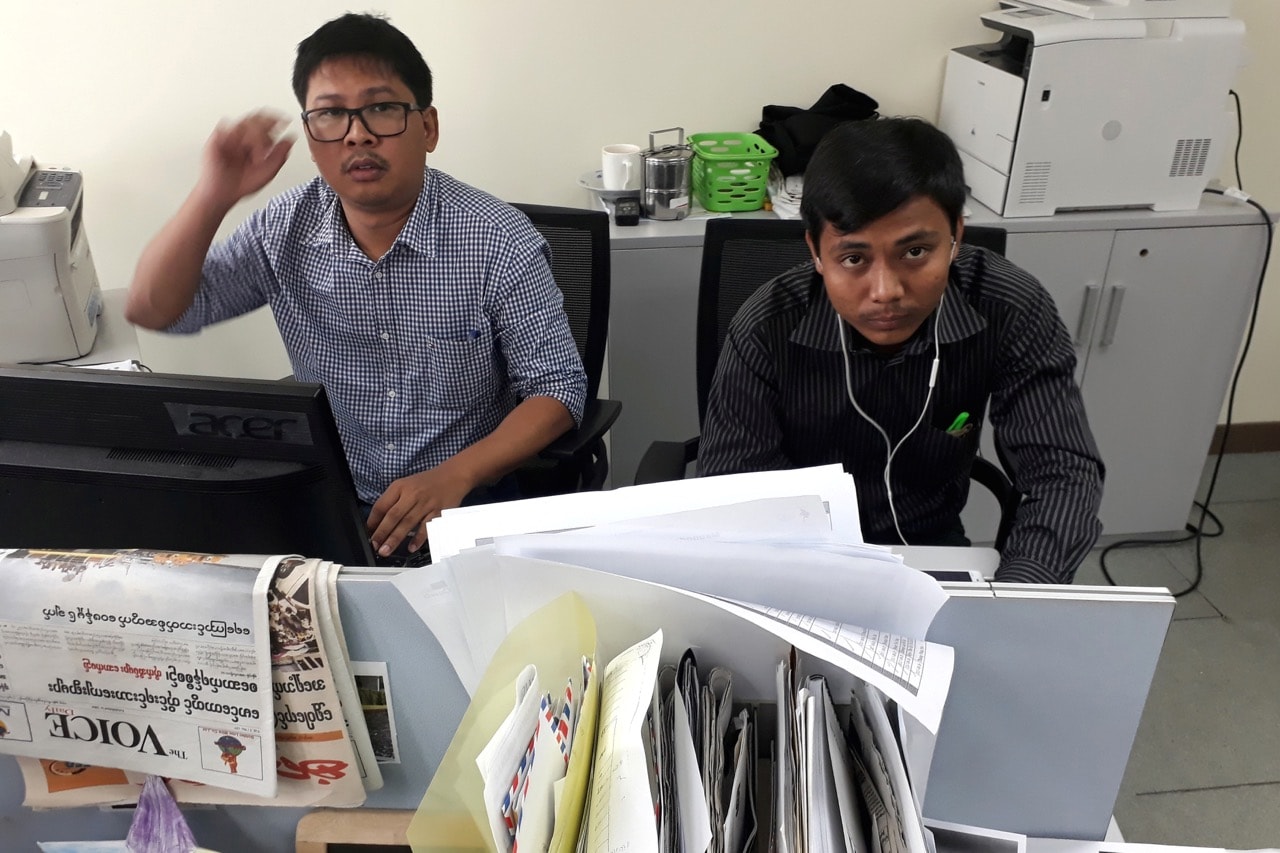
[0,131,102,363]
[938,0,1245,217]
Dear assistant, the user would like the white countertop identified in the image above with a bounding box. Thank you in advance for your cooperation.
[608,192,1273,248]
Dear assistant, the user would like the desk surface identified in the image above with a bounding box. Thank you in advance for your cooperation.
[894,544,999,578]
[607,192,1271,248]
[66,287,140,367]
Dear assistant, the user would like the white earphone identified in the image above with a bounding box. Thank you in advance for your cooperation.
[836,238,955,545]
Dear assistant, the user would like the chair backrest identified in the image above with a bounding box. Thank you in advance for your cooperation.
[961,224,1007,255]
[695,218,1009,426]
[511,203,611,401]
[697,218,812,425]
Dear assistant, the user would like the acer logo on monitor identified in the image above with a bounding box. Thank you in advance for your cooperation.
[164,403,314,445]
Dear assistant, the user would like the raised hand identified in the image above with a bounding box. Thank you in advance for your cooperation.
[196,111,295,211]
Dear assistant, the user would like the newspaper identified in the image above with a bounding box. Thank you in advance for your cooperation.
[160,556,376,807]
[0,548,276,797]
[313,558,384,793]
[6,553,377,808]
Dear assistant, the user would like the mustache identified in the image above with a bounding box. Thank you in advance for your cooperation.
[341,154,390,172]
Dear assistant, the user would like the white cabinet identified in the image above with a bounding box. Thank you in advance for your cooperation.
[607,197,1270,539]
[1001,223,1265,536]
[995,230,1113,385]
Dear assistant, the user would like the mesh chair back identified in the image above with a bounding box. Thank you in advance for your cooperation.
[962,224,1007,255]
[512,204,610,401]
[696,219,812,425]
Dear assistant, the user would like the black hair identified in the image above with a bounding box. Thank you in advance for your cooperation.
[292,13,433,108]
[800,117,966,245]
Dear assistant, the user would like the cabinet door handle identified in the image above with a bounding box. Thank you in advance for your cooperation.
[1075,284,1102,345]
[1100,284,1127,347]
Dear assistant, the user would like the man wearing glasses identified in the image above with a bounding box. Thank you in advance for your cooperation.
[125,13,586,562]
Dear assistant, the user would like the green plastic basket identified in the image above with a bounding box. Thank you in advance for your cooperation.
[689,132,778,212]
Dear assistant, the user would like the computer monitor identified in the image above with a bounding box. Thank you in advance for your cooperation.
[0,364,376,565]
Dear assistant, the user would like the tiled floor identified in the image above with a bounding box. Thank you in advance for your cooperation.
[1074,452,1280,848]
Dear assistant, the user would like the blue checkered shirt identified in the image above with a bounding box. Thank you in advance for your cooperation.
[169,168,587,504]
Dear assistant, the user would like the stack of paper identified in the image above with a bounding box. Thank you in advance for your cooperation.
[426,464,866,561]
[395,528,958,852]
[393,465,989,852]
[775,649,936,853]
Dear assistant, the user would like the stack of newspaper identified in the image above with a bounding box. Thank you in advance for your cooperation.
[0,548,382,809]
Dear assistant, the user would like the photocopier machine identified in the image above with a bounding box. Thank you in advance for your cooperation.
[938,0,1246,217]
[0,130,102,364]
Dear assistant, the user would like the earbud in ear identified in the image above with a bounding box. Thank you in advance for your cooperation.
[951,239,958,260]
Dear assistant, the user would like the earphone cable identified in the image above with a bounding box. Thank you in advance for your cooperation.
[838,287,946,545]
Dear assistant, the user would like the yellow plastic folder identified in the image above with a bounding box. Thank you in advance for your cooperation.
[408,592,599,853]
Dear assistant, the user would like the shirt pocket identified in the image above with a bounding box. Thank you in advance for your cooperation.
[423,331,500,411]
[919,393,987,474]
[898,410,982,512]
[928,381,988,437]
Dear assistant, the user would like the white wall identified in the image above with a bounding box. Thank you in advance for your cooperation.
[3,0,1277,421]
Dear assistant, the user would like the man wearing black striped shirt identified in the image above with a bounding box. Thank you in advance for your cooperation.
[699,118,1104,583]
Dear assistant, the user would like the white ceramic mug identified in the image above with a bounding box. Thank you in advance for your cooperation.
[601,143,641,191]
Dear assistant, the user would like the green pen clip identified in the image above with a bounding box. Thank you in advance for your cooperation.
[946,411,970,435]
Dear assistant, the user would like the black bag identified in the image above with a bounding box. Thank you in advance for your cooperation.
[757,84,879,177]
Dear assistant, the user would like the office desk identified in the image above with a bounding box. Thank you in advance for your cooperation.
[895,544,999,578]
[606,196,1272,538]
[59,287,141,367]
[1,551,1172,851]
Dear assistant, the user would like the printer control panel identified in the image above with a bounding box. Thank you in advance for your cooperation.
[17,169,81,209]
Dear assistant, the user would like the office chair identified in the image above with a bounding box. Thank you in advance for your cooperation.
[634,217,1021,550]
[510,203,622,495]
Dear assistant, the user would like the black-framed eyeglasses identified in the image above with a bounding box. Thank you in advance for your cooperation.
[300,101,425,143]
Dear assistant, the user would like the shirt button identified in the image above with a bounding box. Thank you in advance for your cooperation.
[373,271,384,280]
[386,442,395,451]
[387,389,397,398]
[380,332,390,341]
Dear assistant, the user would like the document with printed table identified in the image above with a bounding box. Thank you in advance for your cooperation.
[0,549,379,808]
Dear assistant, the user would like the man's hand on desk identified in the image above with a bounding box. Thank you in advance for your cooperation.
[367,466,475,557]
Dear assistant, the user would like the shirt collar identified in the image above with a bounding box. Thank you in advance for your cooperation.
[790,269,844,352]
[305,166,438,258]
[789,246,989,355]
